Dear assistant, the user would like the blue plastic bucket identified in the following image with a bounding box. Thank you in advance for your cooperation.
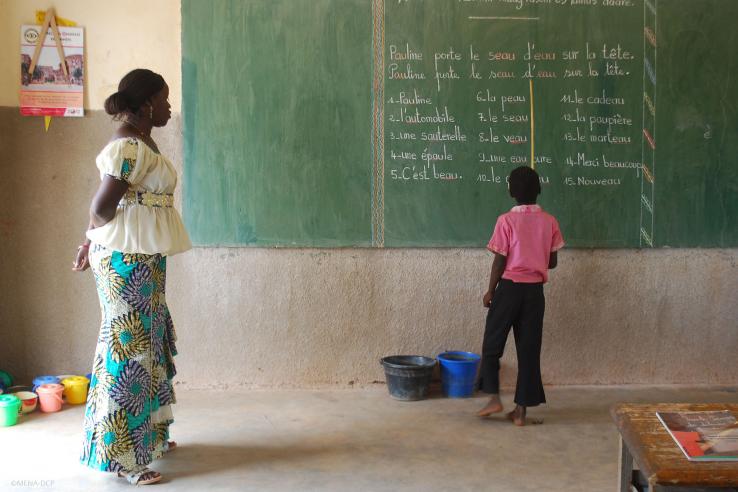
[438,351,481,398]
[32,375,60,392]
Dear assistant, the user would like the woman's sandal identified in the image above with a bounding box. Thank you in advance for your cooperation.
[117,468,162,485]
[115,442,176,484]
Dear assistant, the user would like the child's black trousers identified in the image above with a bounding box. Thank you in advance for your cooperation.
[478,279,546,407]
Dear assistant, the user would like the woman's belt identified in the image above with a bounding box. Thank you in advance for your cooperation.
[120,190,174,208]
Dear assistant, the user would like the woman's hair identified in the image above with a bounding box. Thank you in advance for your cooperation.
[104,69,165,116]
[508,166,541,203]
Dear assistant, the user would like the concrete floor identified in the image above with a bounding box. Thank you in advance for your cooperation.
[1,385,736,492]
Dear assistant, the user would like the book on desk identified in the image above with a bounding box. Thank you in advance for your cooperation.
[657,410,738,461]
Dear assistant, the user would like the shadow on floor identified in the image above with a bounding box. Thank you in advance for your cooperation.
[156,442,345,479]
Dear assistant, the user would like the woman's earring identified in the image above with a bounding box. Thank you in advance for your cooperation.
[149,105,154,120]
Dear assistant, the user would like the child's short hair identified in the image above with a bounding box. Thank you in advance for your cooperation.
[508,166,541,203]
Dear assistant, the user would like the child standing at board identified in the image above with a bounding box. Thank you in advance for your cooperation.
[477,166,564,426]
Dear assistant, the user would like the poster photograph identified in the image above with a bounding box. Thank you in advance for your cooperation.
[20,24,84,117]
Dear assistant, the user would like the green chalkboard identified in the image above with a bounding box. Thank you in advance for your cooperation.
[381,0,645,247]
[653,0,738,247]
[182,0,738,248]
[182,0,373,246]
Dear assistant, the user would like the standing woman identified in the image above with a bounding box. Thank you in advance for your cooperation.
[72,69,191,485]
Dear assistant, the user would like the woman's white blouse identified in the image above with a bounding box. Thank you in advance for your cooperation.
[86,138,192,256]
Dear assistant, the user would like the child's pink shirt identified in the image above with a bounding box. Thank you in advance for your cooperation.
[487,204,564,283]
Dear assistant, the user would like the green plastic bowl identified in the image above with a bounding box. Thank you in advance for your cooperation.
[0,370,13,389]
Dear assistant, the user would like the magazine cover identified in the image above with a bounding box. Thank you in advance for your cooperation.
[20,24,84,117]
[657,410,738,461]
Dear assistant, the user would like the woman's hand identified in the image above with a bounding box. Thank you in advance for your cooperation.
[72,245,90,271]
[483,290,493,308]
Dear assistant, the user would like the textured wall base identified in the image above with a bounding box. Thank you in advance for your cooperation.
[1,107,736,388]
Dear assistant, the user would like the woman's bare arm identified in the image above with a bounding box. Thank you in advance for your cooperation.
[89,175,129,227]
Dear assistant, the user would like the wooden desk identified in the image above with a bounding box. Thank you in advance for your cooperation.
[612,403,738,492]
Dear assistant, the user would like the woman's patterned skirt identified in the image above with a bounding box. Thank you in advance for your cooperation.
[80,244,178,473]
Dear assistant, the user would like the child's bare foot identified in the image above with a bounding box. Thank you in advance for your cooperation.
[505,406,544,426]
[507,405,526,426]
[477,395,503,417]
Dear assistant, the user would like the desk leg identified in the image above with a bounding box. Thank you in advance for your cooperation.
[619,436,634,492]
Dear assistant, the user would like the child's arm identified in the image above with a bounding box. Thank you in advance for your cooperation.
[483,253,507,307]
[549,251,558,269]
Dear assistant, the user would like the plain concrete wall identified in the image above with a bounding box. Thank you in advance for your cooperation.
[1,1,736,389]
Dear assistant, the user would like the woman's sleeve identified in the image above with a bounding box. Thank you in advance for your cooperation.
[95,138,147,185]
